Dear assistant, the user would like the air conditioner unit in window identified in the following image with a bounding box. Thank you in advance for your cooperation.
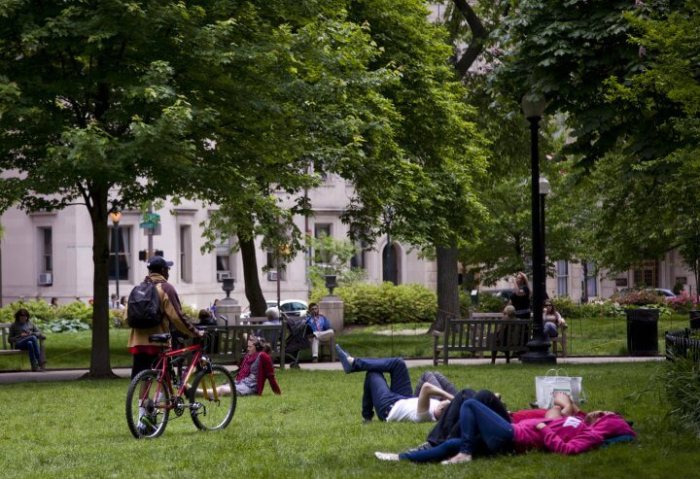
[216,272,232,282]
[38,273,53,286]
[267,270,279,281]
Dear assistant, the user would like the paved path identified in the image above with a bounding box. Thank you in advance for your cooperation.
[0,356,663,385]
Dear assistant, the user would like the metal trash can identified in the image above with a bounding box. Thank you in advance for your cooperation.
[625,308,659,356]
[689,310,700,330]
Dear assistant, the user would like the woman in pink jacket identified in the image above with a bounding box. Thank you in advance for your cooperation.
[375,398,635,464]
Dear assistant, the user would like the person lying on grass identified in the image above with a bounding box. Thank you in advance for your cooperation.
[336,344,453,423]
[375,392,635,464]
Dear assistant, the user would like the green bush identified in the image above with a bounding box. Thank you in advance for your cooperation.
[56,302,94,325]
[311,282,437,325]
[47,318,91,333]
[662,357,700,436]
[459,291,472,316]
[476,293,506,313]
[0,299,59,323]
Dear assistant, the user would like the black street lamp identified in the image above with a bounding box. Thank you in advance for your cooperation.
[382,205,396,285]
[110,211,122,302]
[520,95,556,364]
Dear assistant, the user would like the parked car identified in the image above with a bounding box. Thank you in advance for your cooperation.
[240,299,308,319]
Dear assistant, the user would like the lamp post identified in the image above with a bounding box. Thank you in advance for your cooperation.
[539,176,551,248]
[110,211,122,303]
[382,205,396,284]
[520,95,556,364]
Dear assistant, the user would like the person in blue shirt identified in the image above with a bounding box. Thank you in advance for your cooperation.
[305,302,335,362]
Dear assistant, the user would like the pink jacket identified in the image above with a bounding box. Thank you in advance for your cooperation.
[514,413,635,455]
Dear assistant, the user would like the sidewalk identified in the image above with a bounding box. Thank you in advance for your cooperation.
[0,355,663,385]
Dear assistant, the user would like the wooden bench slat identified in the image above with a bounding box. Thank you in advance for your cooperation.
[433,314,532,365]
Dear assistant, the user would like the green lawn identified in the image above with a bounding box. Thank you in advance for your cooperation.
[0,313,688,371]
[0,361,697,478]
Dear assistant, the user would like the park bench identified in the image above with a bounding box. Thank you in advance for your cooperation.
[549,323,568,357]
[206,317,287,369]
[0,322,46,370]
[432,312,531,365]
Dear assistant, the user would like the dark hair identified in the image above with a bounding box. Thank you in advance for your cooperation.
[250,335,271,353]
[14,308,30,321]
[308,302,318,309]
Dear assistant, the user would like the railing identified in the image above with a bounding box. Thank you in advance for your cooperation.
[665,329,700,362]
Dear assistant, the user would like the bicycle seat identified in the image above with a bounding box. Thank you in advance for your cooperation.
[149,333,171,343]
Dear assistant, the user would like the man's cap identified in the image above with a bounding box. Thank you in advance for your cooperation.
[147,256,174,270]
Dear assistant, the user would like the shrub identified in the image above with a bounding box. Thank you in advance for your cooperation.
[661,357,700,436]
[311,282,437,325]
[667,290,698,313]
[0,299,59,323]
[48,318,91,333]
[611,289,665,306]
[56,302,93,325]
[476,293,506,313]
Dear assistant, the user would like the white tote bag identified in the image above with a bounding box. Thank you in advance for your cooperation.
[534,369,585,408]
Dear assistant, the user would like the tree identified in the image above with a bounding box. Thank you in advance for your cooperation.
[0,1,399,375]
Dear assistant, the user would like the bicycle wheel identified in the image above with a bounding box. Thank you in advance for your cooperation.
[188,365,236,431]
[126,369,171,439]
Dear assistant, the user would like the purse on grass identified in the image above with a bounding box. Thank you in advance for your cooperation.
[534,369,586,408]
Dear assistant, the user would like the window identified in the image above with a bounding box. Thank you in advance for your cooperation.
[179,225,192,283]
[39,227,53,273]
[314,223,332,265]
[633,260,658,287]
[585,261,598,298]
[108,226,131,281]
[266,250,286,281]
[556,260,568,296]
[350,241,367,269]
[215,237,236,281]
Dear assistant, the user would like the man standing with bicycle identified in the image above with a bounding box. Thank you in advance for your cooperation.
[127,255,204,379]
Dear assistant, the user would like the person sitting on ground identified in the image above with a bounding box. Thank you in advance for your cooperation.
[305,302,335,363]
[216,336,281,397]
[543,300,567,338]
[375,392,635,464]
[336,344,453,423]
[9,308,46,372]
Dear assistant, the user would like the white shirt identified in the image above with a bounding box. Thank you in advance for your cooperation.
[385,397,439,423]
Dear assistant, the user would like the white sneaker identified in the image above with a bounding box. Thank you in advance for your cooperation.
[374,452,400,461]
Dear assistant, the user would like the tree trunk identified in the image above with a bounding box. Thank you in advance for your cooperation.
[85,186,117,378]
[239,235,268,316]
[431,245,460,332]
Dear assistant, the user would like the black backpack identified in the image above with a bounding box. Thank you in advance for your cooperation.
[127,281,163,329]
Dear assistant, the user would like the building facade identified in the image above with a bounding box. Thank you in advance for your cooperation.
[1,172,695,308]
[0,174,437,310]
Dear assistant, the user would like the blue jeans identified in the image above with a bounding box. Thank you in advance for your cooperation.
[400,399,514,462]
[544,322,558,337]
[15,335,41,366]
[355,357,412,421]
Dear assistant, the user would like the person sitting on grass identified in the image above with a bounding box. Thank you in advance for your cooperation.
[375,392,635,464]
[216,336,281,397]
[335,344,453,423]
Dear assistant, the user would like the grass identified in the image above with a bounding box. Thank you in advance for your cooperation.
[0,361,698,478]
[0,313,689,371]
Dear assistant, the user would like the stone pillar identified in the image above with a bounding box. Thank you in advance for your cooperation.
[216,297,241,326]
[320,295,344,332]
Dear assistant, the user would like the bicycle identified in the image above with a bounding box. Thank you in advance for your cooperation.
[125,330,237,439]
